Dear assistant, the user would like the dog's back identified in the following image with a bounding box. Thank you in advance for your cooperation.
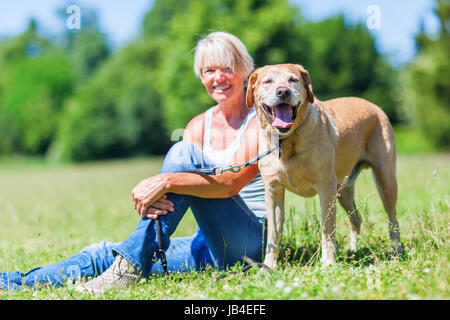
[321,97,396,182]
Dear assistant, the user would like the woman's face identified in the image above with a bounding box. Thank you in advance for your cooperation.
[201,65,246,104]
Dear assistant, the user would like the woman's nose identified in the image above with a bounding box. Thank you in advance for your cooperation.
[214,70,226,82]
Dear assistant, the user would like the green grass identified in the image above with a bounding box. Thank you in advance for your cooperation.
[0,154,448,300]
[393,125,438,154]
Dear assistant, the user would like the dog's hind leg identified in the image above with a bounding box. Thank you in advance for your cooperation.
[371,163,402,253]
[338,183,361,251]
[367,121,402,253]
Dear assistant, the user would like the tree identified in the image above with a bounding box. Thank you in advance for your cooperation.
[0,19,50,65]
[55,4,110,82]
[402,0,450,150]
[49,40,169,161]
[0,0,406,160]
[0,20,75,155]
[299,15,400,124]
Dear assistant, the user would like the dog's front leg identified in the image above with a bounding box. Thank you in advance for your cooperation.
[263,182,285,269]
[318,176,338,266]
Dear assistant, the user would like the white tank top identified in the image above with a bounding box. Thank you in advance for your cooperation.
[202,107,266,219]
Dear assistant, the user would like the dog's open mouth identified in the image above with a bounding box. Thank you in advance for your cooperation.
[262,103,298,132]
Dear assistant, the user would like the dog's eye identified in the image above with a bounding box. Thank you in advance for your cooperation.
[263,79,273,85]
[289,77,300,83]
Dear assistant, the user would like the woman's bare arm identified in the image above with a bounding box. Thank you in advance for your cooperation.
[132,115,259,217]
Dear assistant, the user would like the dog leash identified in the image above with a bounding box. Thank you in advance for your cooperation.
[154,218,169,275]
[184,139,282,176]
[155,138,284,276]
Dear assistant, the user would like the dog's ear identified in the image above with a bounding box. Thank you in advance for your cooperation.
[295,64,314,103]
[246,68,260,109]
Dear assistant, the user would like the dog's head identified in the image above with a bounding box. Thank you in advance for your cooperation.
[246,64,314,136]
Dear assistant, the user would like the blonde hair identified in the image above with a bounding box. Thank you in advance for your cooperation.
[193,32,254,79]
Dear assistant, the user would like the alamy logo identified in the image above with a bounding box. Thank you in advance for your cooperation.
[66,5,81,30]
[366,5,381,30]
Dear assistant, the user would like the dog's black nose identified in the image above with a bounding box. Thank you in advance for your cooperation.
[276,86,290,99]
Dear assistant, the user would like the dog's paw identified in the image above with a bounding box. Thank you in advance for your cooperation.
[321,257,336,267]
[394,243,403,253]
[390,242,403,257]
[257,265,273,275]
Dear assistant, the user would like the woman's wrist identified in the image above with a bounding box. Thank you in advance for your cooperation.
[160,173,175,193]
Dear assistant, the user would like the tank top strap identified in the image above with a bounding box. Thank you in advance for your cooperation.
[202,107,256,166]
[237,109,256,143]
[203,106,215,150]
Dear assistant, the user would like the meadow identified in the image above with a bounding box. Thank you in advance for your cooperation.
[0,153,448,300]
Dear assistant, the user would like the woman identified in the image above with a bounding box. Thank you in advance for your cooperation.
[0,32,268,293]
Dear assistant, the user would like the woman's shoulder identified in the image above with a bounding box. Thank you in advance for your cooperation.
[187,112,205,126]
[183,108,213,144]
[185,106,216,129]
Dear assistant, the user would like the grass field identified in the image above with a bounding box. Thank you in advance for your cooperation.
[0,153,448,300]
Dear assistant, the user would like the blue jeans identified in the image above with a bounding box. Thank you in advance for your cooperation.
[1,142,266,291]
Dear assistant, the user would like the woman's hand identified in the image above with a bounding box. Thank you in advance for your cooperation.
[131,174,174,218]
[141,195,174,219]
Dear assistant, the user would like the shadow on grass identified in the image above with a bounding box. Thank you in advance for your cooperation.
[279,241,408,267]
[151,242,409,282]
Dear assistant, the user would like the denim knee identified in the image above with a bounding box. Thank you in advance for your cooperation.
[161,141,210,173]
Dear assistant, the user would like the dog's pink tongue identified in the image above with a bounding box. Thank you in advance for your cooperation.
[272,104,294,128]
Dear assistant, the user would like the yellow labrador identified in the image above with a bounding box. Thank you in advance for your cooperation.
[246,64,401,268]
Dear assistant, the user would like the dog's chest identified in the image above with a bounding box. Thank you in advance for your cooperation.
[260,153,318,197]
[282,157,318,197]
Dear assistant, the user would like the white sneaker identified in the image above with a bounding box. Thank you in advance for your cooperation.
[75,255,142,294]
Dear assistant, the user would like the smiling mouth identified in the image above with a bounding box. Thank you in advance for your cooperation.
[213,85,231,92]
[262,103,299,132]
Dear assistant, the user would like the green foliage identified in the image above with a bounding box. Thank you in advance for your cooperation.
[49,41,169,161]
[393,125,436,154]
[2,53,74,154]
[401,0,450,150]
[299,16,401,123]
[0,19,51,65]
[0,0,440,160]
[55,5,110,82]
[0,21,75,155]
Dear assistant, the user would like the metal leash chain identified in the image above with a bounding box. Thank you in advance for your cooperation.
[155,139,283,277]
[184,143,280,176]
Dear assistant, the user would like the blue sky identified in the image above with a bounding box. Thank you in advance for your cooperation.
[0,0,440,66]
